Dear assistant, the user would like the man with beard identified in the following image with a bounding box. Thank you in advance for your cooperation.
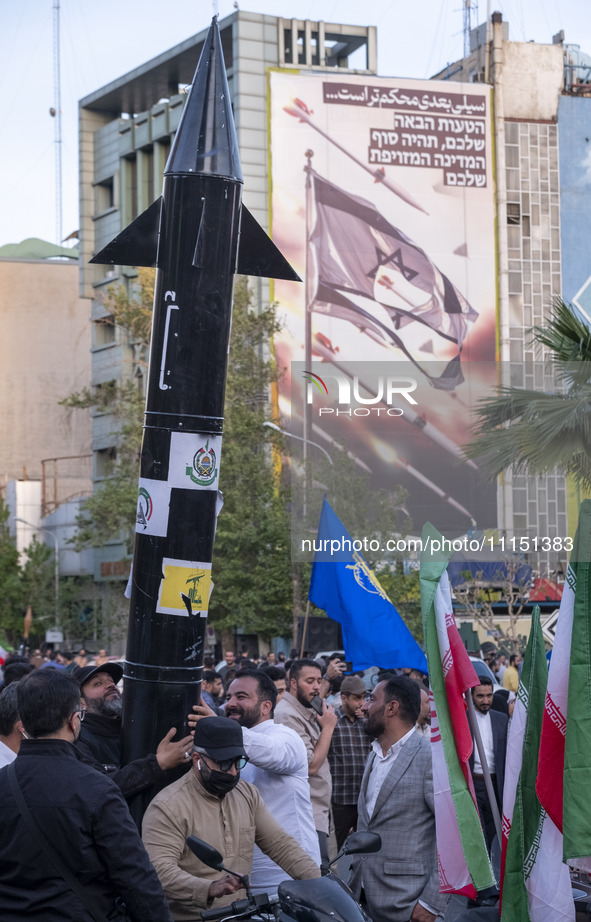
[74,663,193,799]
[142,716,321,922]
[274,658,337,869]
[469,677,508,850]
[189,669,320,895]
[327,675,371,849]
[349,676,448,922]
[415,687,432,739]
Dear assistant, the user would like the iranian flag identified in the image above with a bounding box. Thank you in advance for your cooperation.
[537,499,591,866]
[420,523,495,896]
[501,607,573,922]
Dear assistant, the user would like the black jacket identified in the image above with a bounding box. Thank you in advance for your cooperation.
[0,738,173,921]
[469,707,509,800]
[76,713,166,799]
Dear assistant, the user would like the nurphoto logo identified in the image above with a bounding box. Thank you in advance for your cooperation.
[302,368,418,416]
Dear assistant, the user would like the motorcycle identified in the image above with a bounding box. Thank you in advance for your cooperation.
[186,830,381,922]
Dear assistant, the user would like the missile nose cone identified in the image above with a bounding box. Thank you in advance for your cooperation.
[165,17,242,181]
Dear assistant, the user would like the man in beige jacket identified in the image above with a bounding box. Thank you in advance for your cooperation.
[142,717,320,922]
[274,658,337,870]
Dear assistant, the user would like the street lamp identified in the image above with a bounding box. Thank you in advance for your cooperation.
[15,518,60,631]
[263,422,334,655]
[263,421,334,465]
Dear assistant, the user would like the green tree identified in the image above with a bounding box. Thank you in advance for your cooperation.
[0,499,25,645]
[0,500,58,649]
[464,300,591,489]
[375,564,423,643]
[205,280,293,640]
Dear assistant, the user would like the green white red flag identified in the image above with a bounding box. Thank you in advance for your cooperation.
[537,499,591,867]
[501,607,573,922]
[420,523,495,896]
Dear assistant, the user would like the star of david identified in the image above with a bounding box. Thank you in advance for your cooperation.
[367,246,419,283]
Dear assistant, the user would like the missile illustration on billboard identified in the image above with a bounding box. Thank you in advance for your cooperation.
[91,17,299,811]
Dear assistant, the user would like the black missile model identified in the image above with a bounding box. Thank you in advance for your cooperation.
[91,16,299,816]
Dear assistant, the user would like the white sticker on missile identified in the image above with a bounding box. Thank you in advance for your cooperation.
[169,432,222,490]
[135,479,171,536]
[156,557,212,617]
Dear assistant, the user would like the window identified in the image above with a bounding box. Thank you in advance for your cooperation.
[94,178,114,214]
[507,202,520,225]
[93,315,115,347]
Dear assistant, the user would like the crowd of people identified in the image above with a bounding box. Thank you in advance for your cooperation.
[0,643,512,922]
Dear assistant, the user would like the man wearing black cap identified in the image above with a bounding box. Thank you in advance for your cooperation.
[142,716,321,922]
[74,663,193,799]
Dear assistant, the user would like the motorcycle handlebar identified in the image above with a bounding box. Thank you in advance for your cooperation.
[201,904,242,921]
[201,894,275,921]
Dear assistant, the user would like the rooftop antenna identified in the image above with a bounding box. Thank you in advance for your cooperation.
[51,0,63,244]
[463,0,478,58]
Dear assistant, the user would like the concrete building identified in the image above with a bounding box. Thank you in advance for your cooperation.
[0,246,91,495]
[78,10,377,580]
[433,13,591,568]
[0,241,94,642]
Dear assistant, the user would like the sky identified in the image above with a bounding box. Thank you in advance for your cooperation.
[1,0,589,248]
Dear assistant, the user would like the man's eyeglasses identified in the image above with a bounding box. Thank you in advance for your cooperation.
[216,755,249,772]
[73,707,86,722]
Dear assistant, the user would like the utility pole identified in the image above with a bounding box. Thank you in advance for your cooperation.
[52,0,63,244]
[463,0,478,58]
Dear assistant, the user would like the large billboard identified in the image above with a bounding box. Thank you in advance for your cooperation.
[269,71,497,549]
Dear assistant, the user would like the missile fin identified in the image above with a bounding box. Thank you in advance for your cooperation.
[236,205,301,282]
[90,197,162,267]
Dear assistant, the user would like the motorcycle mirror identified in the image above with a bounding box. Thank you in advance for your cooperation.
[186,836,253,899]
[337,831,382,859]
[186,836,225,870]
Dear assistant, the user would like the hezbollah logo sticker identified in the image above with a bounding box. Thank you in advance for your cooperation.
[136,487,153,530]
[157,558,212,616]
[186,440,218,486]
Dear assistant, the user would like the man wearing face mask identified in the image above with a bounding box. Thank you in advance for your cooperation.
[142,716,321,922]
[74,663,193,799]
[0,669,173,921]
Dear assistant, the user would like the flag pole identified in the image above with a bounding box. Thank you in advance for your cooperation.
[303,150,314,491]
[284,100,429,215]
[465,690,503,846]
[300,598,311,658]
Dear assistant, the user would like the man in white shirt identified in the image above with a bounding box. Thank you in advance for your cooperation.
[190,669,320,895]
[350,676,448,922]
[469,677,508,850]
[0,683,24,766]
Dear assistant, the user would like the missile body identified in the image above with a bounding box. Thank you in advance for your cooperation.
[91,17,298,816]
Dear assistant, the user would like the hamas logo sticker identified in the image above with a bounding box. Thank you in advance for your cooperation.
[186,440,218,486]
[136,487,153,530]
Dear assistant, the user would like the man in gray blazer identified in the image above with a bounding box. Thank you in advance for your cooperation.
[349,676,448,922]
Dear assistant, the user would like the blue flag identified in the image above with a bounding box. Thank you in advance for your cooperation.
[308,498,427,672]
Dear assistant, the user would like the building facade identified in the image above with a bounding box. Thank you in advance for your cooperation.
[433,13,591,573]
